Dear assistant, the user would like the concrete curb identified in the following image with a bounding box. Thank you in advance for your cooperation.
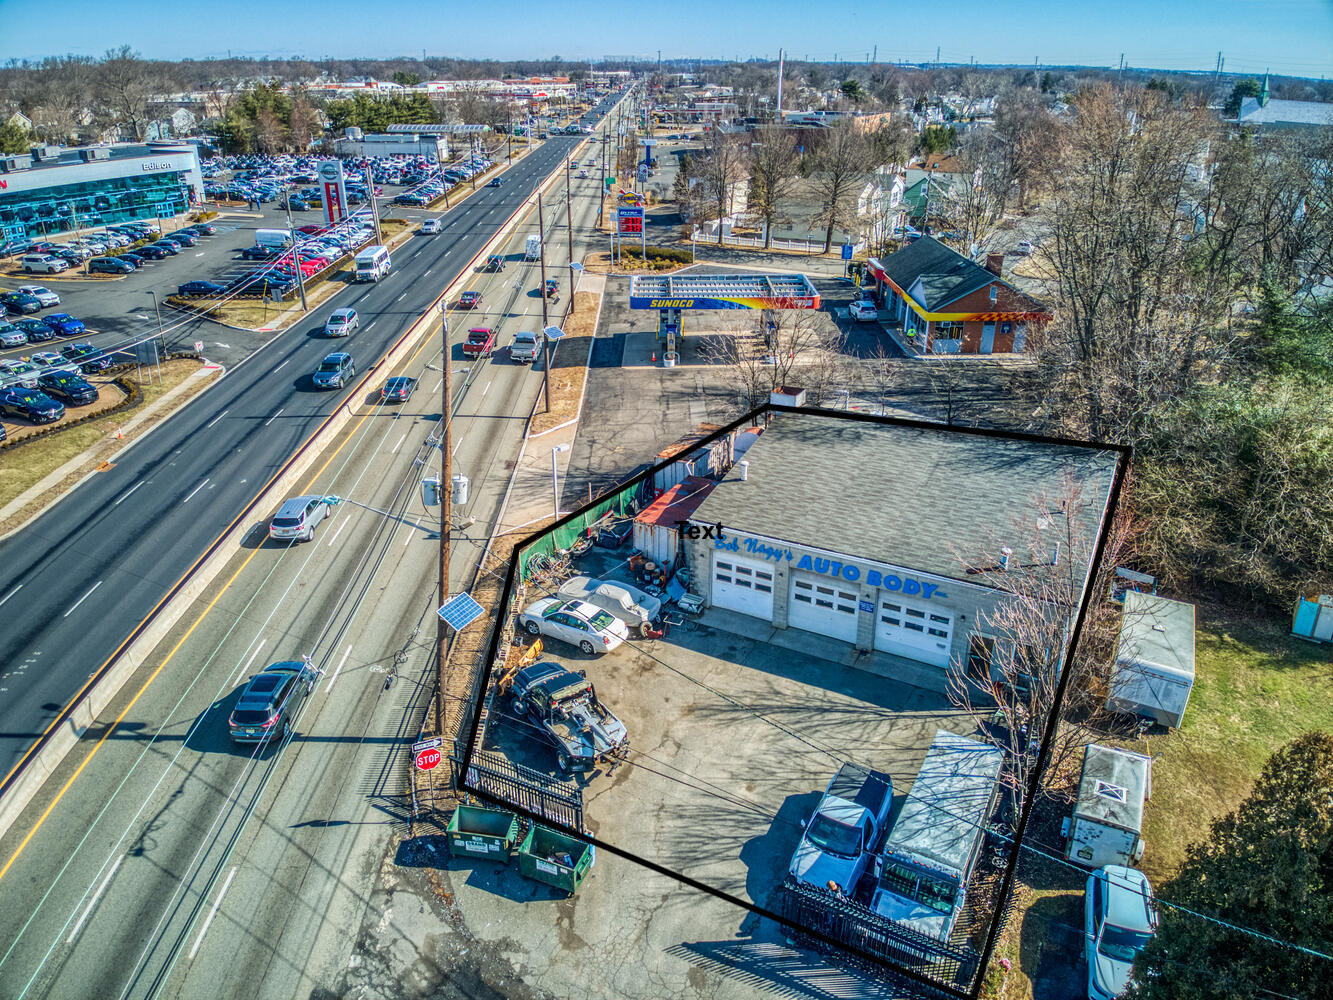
[0,364,226,543]
[0,144,590,843]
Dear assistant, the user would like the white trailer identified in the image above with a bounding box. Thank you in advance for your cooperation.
[1107,591,1195,729]
[254,228,293,249]
[1063,744,1150,869]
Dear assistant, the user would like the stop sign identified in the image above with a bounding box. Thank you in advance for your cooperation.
[415,747,441,771]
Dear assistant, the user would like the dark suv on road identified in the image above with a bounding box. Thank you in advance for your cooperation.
[228,660,317,744]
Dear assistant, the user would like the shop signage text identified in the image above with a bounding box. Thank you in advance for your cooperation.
[141,161,173,171]
[714,536,947,600]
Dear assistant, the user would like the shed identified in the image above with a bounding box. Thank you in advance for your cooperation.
[1064,744,1150,868]
[1107,591,1195,729]
[1292,594,1333,644]
[652,423,733,492]
[633,476,717,568]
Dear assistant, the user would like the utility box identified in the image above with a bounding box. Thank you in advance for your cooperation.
[1292,594,1333,644]
[1107,591,1196,729]
[1063,744,1150,869]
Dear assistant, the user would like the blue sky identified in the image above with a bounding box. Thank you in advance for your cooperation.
[2,0,1330,78]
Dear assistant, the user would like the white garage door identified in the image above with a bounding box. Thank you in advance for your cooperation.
[788,573,860,643]
[712,555,775,619]
[873,596,954,667]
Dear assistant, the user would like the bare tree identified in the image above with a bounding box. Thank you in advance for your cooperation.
[97,46,160,141]
[254,108,287,154]
[946,470,1135,818]
[991,90,1058,211]
[699,133,749,245]
[859,343,903,415]
[287,97,320,152]
[746,127,800,247]
[700,309,849,409]
[938,130,1010,255]
[808,120,874,253]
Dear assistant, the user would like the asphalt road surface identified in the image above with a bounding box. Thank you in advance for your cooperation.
[0,111,614,786]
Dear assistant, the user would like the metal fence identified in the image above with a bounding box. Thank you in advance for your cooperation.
[689,227,866,256]
[453,745,585,832]
[777,878,981,993]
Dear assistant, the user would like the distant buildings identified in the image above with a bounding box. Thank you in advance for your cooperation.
[1235,74,1333,130]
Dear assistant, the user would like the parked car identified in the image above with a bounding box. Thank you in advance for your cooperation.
[240,245,279,261]
[1,292,42,315]
[15,318,54,342]
[268,494,333,542]
[789,763,894,897]
[0,360,41,387]
[0,386,64,423]
[177,280,226,297]
[28,351,67,370]
[36,370,98,405]
[509,660,630,772]
[1015,240,1036,256]
[133,244,169,261]
[462,327,496,358]
[20,254,69,274]
[556,576,662,636]
[188,222,218,236]
[517,598,631,654]
[148,241,181,256]
[41,314,86,337]
[1085,866,1157,1000]
[458,290,482,310]
[311,352,355,389]
[17,285,60,308]
[324,307,358,337]
[849,299,879,322]
[227,660,318,743]
[0,322,27,348]
[380,376,417,403]
[90,256,135,274]
[61,343,112,373]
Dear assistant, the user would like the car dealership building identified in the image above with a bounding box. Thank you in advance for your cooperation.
[0,141,204,247]
[680,413,1119,677]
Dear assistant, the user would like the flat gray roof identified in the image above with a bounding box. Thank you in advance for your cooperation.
[690,412,1119,586]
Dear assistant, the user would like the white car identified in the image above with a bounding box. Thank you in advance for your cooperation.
[0,326,28,348]
[556,576,661,635]
[17,285,61,308]
[324,308,358,337]
[1015,239,1036,256]
[849,299,879,322]
[420,218,443,234]
[517,598,630,654]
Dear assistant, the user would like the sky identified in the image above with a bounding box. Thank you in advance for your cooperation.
[2,0,1330,78]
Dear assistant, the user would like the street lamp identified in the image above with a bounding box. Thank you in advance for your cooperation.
[550,443,570,522]
[569,261,584,315]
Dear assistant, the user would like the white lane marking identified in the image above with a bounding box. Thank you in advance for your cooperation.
[188,866,237,960]
[194,251,205,257]
[204,409,229,429]
[326,646,352,692]
[0,584,21,608]
[367,320,376,329]
[271,359,289,373]
[481,382,490,397]
[264,408,284,427]
[451,436,463,456]
[396,292,406,302]
[326,515,350,548]
[64,580,102,617]
[234,639,267,685]
[433,377,442,392]
[113,480,145,506]
[424,268,432,277]
[391,432,407,455]
[404,516,420,546]
[182,478,210,503]
[68,855,123,943]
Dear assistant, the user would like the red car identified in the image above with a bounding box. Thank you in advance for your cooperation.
[458,291,482,310]
[297,224,326,236]
[462,327,496,358]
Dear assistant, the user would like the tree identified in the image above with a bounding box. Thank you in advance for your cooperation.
[97,46,160,141]
[1224,77,1262,117]
[254,108,287,154]
[938,131,1010,254]
[840,79,866,104]
[746,127,800,248]
[1128,732,1333,1000]
[699,133,749,244]
[991,90,1058,210]
[918,123,957,155]
[0,119,31,155]
[808,120,873,253]
[1039,71,1055,93]
[700,309,849,410]
[392,71,421,87]
[286,97,320,152]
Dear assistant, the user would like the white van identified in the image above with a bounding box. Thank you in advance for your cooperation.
[524,234,541,261]
[254,228,293,249]
[354,245,391,282]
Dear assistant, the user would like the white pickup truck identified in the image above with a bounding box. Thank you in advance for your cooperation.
[789,762,894,898]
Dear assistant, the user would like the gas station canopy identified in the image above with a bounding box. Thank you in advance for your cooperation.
[629,273,820,311]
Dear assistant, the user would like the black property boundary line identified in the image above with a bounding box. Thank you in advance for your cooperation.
[458,403,1130,999]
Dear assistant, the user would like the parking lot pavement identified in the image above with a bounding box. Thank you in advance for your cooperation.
[484,598,971,907]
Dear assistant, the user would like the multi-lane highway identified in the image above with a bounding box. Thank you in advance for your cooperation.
[0,89,632,999]
[0,113,611,785]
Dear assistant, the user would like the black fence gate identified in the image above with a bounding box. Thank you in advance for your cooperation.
[453,746,585,832]
[777,878,981,992]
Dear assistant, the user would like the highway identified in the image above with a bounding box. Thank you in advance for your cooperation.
[0,105,615,786]
[0,91,631,999]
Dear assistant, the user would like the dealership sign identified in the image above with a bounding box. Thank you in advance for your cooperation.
[713,535,948,599]
[140,161,174,171]
[318,160,349,226]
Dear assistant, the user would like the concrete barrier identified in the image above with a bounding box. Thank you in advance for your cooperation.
[0,141,590,842]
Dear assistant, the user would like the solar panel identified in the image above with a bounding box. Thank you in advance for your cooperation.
[437,592,486,631]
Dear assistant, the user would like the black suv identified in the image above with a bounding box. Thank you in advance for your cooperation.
[36,370,98,405]
[228,660,317,744]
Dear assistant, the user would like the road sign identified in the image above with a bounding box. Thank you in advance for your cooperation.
[415,747,442,771]
[412,737,443,753]
[841,244,854,260]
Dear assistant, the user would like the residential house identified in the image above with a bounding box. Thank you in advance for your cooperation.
[865,237,1050,354]
[7,111,33,132]
[858,167,906,249]
[902,163,969,226]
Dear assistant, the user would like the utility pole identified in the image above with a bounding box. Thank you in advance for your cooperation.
[565,161,575,313]
[1117,53,1125,86]
[538,191,551,412]
[364,164,383,246]
[284,186,308,311]
[936,46,940,68]
[599,131,607,227]
[436,310,451,740]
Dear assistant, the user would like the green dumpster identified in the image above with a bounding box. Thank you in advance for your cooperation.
[516,824,595,893]
[446,805,520,862]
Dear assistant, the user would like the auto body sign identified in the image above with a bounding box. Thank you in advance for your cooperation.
[319,160,348,226]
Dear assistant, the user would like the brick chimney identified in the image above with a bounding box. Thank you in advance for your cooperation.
[985,253,1004,277]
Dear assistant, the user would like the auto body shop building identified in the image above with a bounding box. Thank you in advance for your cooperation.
[680,413,1118,675]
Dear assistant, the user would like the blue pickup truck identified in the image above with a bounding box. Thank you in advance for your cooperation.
[789,762,894,898]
